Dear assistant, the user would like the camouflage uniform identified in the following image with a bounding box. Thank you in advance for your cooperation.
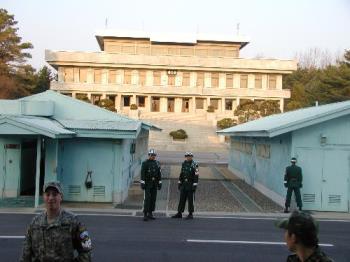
[20,209,92,262]
[287,247,333,262]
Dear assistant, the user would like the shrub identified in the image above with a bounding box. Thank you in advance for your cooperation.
[98,98,116,111]
[75,93,91,103]
[217,118,237,130]
[169,129,188,139]
[130,104,138,110]
[207,105,215,112]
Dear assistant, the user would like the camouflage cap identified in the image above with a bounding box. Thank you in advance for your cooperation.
[43,181,63,194]
[275,211,319,235]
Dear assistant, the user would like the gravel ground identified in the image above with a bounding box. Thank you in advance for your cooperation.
[167,179,244,212]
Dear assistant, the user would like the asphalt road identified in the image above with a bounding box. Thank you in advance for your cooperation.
[0,213,349,262]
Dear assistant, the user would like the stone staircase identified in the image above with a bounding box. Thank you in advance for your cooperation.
[139,112,229,152]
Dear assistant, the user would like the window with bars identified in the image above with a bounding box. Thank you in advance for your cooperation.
[196,98,204,109]
[79,68,87,83]
[240,74,248,88]
[64,67,74,82]
[226,73,233,88]
[109,70,117,84]
[139,70,146,86]
[255,74,262,89]
[225,99,233,110]
[268,75,277,89]
[196,72,204,87]
[168,75,176,86]
[153,71,161,86]
[124,70,132,84]
[137,96,146,107]
[211,73,219,88]
[182,72,190,86]
[94,69,102,84]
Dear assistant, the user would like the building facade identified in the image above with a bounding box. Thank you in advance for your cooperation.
[45,30,297,117]
[218,101,350,212]
[0,91,157,206]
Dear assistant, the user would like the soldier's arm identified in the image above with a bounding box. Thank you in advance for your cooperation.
[157,161,162,189]
[284,168,288,187]
[73,218,92,262]
[193,163,199,185]
[19,225,33,262]
[140,161,146,186]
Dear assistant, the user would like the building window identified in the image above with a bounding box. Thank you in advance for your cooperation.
[139,70,146,86]
[91,94,101,105]
[94,69,102,84]
[240,74,248,88]
[167,98,175,112]
[210,99,219,110]
[123,96,130,107]
[124,70,132,84]
[137,96,145,107]
[64,67,74,82]
[180,48,193,56]
[108,70,117,84]
[211,73,219,88]
[268,75,277,89]
[226,73,233,88]
[168,75,176,86]
[195,98,204,109]
[168,47,178,55]
[182,98,190,112]
[79,68,88,83]
[255,74,262,89]
[182,72,190,86]
[196,72,204,87]
[225,99,233,110]
[151,97,160,112]
[137,45,150,55]
[153,71,161,86]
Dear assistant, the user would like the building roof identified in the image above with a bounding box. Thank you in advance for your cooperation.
[217,100,350,138]
[0,91,160,139]
[95,29,250,50]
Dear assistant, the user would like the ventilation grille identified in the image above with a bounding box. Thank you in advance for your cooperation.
[303,194,316,203]
[328,195,341,205]
[93,186,105,197]
[68,185,81,196]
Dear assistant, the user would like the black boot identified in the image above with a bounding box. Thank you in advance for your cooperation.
[185,213,193,220]
[171,212,182,218]
[147,212,156,220]
[284,207,289,213]
[298,207,302,211]
[143,213,148,221]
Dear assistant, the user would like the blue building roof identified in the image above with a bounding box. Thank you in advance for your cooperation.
[0,91,160,139]
[218,100,350,137]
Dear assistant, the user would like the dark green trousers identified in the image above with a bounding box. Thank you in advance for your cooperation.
[143,186,157,213]
[285,187,302,208]
[177,189,194,213]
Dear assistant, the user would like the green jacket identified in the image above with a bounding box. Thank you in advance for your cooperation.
[287,247,333,261]
[284,164,303,188]
[178,160,199,191]
[141,159,162,188]
[20,209,92,262]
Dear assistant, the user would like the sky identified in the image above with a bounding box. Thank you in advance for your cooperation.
[2,0,350,70]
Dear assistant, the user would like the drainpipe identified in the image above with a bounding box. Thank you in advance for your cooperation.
[34,137,41,208]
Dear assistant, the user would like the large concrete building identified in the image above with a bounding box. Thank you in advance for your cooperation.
[45,30,297,116]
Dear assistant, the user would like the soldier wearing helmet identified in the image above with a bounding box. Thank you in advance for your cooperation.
[140,149,162,221]
[172,152,199,219]
[284,157,303,213]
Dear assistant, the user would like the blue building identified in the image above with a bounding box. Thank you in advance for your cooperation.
[218,101,350,212]
[0,91,159,206]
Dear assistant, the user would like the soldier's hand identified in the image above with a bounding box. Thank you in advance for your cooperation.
[141,183,145,190]
[178,184,181,190]
[192,185,197,192]
[300,184,303,188]
[284,182,288,188]
[158,184,162,190]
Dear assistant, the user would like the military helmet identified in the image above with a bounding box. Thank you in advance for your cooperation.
[148,148,157,156]
[185,152,193,157]
[291,157,297,163]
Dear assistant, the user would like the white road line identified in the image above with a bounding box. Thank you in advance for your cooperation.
[0,236,25,239]
[187,239,334,247]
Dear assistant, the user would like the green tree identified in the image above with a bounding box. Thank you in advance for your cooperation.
[98,98,116,111]
[31,66,55,94]
[217,118,237,129]
[0,8,33,75]
[258,100,281,117]
[234,100,260,123]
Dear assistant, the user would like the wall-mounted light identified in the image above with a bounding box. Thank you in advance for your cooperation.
[167,70,177,75]
[320,134,327,146]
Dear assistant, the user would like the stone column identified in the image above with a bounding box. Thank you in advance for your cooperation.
[115,95,122,112]
[192,96,196,113]
[175,97,182,113]
[221,98,226,113]
[131,94,136,105]
[280,98,284,112]
[160,97,167,112]
[146,95,151,112]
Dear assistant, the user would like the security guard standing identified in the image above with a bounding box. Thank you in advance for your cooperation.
[172,152,199,219]
[284,157,303,213]
[140,149,162,221]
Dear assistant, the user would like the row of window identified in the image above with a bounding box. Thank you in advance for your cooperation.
[61,68,278,89]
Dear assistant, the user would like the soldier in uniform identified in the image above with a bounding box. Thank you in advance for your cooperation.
[172,152,199,220]
[284,157,303,213]
[276,211,333,262]
[20,181,92,262]
[140,149,162,221]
